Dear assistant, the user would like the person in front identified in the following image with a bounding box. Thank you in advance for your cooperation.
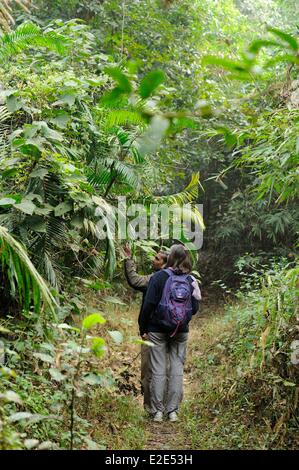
[138,244,200,422]
[123,244,168,412]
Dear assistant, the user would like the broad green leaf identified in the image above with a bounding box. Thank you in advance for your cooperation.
[33,353,54,364]
[24,439,40,450]
[202,55,248,72]
[19,142,43,157]
[30,217,47,233]
[40,342,55,351]
[70,214,84,228]
[50,111,70,129]
[14,200,36,215]
[54,201,73,217]
[103,296,126,306]
[60,93,77,106]
[82,373,104,385]
[30,168,49,178]
[9,412,60,424]
[101,87,124,106]
[91,337,106,357]
[108,330,123,345]
[40,122,63,141]
[0,198,16,206]
[6,95,23,112]
[268,28,298,51]
[104,67,132,93]
[8,412,33,422]
[139,70,165,99]
[0,325,12,333]
[265,54,299,67]
[283,381,296,387]
[0,391,23,404]
[49,368,65,381]
[55,323,80,332]
[82,313,106,330]
[249,39,282,54]
[34,205,53,215]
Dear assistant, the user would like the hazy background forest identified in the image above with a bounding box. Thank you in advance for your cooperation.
[0,0,298,450]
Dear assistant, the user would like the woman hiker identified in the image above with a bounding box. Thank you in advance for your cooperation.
[138,244,201,422]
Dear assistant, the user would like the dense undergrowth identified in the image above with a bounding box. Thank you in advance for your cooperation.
[0,0,298,451]
[1,260,298,450]
[183,261,299,449]
[0,290,148,450]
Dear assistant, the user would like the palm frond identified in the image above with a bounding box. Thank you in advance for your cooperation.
[88,158,140,192]
[87,167,111,188]
[92,195,117,278]
[142,173,202,205]
[0,225,57,317]
[42,251,59,290]
[0,105,11,123]
[105,158,139,188]
[129,146,144,164]
[111,127,145,164]
[0,105,11,159]
[0,22,68,59]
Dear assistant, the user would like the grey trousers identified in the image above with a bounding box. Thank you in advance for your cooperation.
[141,343,170,411]
[148,332,188,414]
[141,344,151,411]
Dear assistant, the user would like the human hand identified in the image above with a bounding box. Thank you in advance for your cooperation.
[123,243,132,258]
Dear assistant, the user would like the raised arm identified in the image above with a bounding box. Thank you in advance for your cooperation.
[124,258,152,291]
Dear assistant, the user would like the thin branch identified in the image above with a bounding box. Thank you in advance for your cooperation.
[121,0,126,57]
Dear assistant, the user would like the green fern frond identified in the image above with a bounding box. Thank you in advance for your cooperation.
[137,173,205,231]
[0,225,57,317]
[0,22,68,60]
[129,146,145,164]
[110,127,145,164]
[144,173,202,205]
[104,109,145,129]
[0,105,11,123]
[88,158,140,191]
[87,167,111,188]
[104,158,139,188]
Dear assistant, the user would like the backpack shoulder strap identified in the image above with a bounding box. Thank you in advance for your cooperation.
[163,268,173,277]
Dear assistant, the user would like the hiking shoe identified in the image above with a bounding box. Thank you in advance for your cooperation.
[168,411,178,422]
[153,411,163,422]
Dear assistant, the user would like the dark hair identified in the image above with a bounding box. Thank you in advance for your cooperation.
[158,251,168,264]
[166,244,192,274]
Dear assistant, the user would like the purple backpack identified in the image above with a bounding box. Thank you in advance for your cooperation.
[157,268,193,337]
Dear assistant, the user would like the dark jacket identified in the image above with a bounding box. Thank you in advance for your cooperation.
[138,270,199,336]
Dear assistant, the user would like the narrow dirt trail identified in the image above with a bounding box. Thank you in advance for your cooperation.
[142,312,208,450]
